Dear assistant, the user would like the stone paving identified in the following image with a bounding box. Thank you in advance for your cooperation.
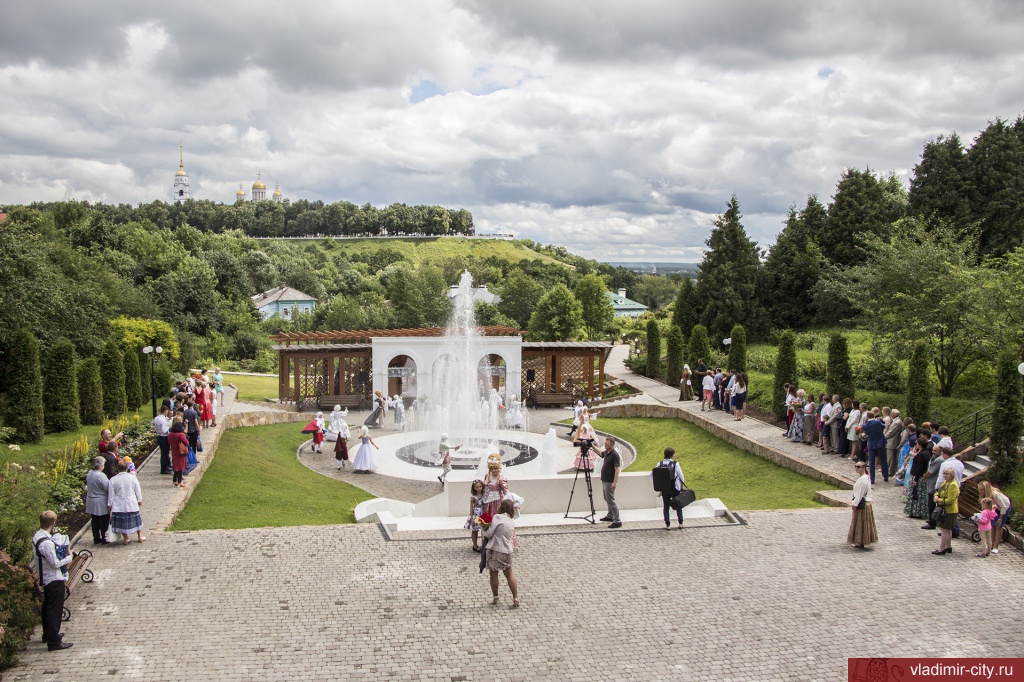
[11,351,1024,681]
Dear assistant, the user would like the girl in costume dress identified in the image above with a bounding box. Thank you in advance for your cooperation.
[574,422,598,470]
[481,454,509,517]
[364,390,385,428]
[391,395,404,428]
[504,395,524,430]
[312,411,326,453]
[351,425,379,473]
[464,479,485,552]
[333,412,351,469]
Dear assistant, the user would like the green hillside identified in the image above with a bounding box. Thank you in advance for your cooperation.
[271,237,568,267]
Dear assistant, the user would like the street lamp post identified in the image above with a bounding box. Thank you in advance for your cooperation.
[142,346,163,418]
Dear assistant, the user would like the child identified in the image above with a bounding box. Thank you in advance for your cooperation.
[436,433,461,485]
[464,479,485,552]
[312,411,326,454]
[975,497,999,557]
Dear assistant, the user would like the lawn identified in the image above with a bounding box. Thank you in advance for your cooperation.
[4,426,98,465]
[169,422,374,530]
[225,373,281,401]
[592,417,838,510]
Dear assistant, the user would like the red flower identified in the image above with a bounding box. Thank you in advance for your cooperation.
[478,513,493,525]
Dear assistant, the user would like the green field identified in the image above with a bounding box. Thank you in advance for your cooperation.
[591,417,838,510]
[279,237,567,267]
[226,373,281,401]
[170,422,373,530]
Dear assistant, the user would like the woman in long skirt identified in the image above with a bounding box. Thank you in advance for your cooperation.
[787,390,805,442]
[679,366,694,401]
[351,425,379,473]
[801,395,817,445]
[847,462,878,548]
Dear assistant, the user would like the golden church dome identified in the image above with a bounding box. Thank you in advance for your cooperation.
[272,185,282,197]
[252,178,267,190]
[236,185,246,197]
[175,165,187,177]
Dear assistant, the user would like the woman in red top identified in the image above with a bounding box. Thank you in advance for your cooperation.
[195,384,210,428]
[168,421,190,488]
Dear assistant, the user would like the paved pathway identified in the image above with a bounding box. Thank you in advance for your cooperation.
[11,355,1023,681]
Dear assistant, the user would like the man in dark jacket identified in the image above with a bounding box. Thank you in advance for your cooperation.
[862,408,889,483]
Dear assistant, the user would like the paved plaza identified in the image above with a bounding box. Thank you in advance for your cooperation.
[10,355,1024,681]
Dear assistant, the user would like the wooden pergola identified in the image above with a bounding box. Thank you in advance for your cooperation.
[270,328,612,409]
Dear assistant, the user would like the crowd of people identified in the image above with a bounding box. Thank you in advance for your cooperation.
[681,360,748,420]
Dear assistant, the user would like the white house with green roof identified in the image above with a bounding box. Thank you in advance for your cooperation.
[607,288,648,318]
[252,284,318,320]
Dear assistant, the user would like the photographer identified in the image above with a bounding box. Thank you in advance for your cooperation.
[599,437,622,529]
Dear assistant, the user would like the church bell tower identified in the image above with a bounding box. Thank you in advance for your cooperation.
[173,144,190,203]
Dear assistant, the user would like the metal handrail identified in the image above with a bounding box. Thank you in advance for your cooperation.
[947,403,993,454]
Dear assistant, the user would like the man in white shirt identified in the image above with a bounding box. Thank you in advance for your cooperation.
[154,406,172,475]
[33,511,73,651]
[819,399,834,451]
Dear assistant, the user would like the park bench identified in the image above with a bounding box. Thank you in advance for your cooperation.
[532,393,574,407]
[317,394,368,411]
[61,549,95,622]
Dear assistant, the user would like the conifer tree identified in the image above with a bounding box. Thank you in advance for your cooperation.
[905,341,931,425]
[645,319,662,379]
[4,328,45,443]
[687,324,712,369]
[826,333,855,400]
[666,325,685,387]
[670,275,699,343]
[43,338,80,433]
[772,330,798,421]
[78,358,104,425]
[693,196,764,342]
[727,324,747,373]
[153,361,174,400]
[988,350,1023,484]
[124,346,143,412]
[101,338,127,418]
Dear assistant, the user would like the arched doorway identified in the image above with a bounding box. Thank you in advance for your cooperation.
[479,354,507,395]
[387,355,417,401]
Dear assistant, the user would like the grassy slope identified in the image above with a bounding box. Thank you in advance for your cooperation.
[594,417,836,510]
[170,422,373,530]
[227,374,281,402]
[281,237,566,267]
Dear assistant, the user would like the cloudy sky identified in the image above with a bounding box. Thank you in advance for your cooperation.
[2,1,1022,261]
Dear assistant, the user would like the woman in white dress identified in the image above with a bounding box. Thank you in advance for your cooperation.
[327,405,349,441]
[351,425,379,473]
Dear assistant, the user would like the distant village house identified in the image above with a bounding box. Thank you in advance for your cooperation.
[252,284,318,320]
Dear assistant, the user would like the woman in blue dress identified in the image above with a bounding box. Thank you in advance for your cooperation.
[351,425,379,473]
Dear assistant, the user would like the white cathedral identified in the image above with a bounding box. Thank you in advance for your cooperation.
[172,147,284,204]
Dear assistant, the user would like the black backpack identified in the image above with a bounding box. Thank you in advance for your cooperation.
[651,460,676,492]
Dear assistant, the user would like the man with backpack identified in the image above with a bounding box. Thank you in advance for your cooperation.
[650,448,686,530]
[33,510,74,651]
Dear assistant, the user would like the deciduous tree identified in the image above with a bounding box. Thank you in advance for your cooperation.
[574,274,614,340]
[527,285,583,341]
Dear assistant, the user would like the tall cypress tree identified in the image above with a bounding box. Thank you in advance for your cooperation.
[693,196,764,342]
[101,338,127,418]
[645,319,662,379]
[124,346,143,412]
[670,275,699,343]
[772,330,798,421]
[78,357,105,426]
[762,198,827,329]
[665,325,685,387]
[905,341,932,425]
[988,350,1023,484]
[966,117,1024,257]
[687,324,712,369]
[43,338,80,433]
[825,333,855,399]
[727,324,747,373]
[4,328,45,443]
[908,133,973,237]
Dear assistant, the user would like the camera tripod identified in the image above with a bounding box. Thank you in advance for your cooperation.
[564,448,596,524]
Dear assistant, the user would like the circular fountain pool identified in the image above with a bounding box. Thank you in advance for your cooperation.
[395,438,538,469]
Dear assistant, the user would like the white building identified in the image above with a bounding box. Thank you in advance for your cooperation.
[173,145,190,203]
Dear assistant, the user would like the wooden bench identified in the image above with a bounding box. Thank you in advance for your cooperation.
[61,549,95,621]
[317,394,368,410]
[532,393,574,407]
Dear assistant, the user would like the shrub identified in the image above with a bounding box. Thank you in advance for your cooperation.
[43,338,80,433]
[666,325,684,387]
[772,330,798,421]
[4,328,44,443]
[645,319,661,379]
[687,324,712,368]
[728,324,747,373]
[251,349,278,374]
[0,555,40,671]
[124,346,143,412]
[800,356,828,382]
[905,341,931,425]
[989,350,1024,485]
[100,338,127,418]
[795,330,826,351]
[747,349,777,373]
[854,340,904,393]
[232,329,269,360]
[826,333,855,400]
[78,357,105,425]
